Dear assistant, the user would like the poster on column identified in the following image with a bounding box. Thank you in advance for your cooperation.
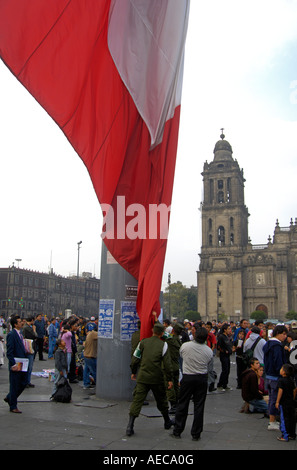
[98,299,115,339]
[120,301,139,341]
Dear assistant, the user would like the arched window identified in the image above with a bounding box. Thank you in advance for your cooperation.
[218,191,224,203]
[256,304,268,317]
[209,179,214,203]
[218,226,225,246]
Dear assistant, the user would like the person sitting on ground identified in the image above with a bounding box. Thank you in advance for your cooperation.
[257,364,269,403]
[241,357,268,415]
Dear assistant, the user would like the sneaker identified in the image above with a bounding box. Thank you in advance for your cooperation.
[268,422,279,431]
[224,386,233,391]
[217,386,226,392]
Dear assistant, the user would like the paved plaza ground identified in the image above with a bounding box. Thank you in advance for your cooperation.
[0,353,296,453]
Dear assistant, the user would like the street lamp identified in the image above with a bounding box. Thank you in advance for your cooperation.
[217,280,221,323]
[77,241,82,278]
[168,273,171,319]
[76,241,82,314]
[15,258,22,268]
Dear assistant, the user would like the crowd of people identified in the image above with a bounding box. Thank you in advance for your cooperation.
[1,312,99,412]
[144,317,297,442]
[1,312,297,443]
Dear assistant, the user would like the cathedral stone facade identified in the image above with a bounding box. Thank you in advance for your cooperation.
[197,132,297,322]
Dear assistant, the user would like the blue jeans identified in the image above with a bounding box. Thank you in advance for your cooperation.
[83,357,97,387]
[48,337,57,358]
[266,377,279,416]
[249,398,268,413]
[66,352,72,373]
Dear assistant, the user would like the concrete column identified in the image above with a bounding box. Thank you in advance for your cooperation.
[96,241,138,400]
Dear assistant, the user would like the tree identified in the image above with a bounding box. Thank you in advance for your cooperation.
[251,310,268,322]
[184,310,201,322]
[163,281,197,320]
[285,310,297,321]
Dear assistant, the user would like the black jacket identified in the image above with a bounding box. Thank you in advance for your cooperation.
[217,333,233,356]
[54,348,68,372]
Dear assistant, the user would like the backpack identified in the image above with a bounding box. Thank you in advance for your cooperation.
[52,376,72,403]
[242,336,261,367]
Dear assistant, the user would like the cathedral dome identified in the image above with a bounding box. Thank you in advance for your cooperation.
[213,131,233,162]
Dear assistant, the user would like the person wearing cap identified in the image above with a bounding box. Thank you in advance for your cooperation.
[126,322,173,436]
[86,316,97,333]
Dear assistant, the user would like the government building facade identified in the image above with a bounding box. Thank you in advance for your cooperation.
[0,267,100,320]
[197,132,297,322]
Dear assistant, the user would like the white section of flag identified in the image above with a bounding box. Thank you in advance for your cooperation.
[108,0,190,148]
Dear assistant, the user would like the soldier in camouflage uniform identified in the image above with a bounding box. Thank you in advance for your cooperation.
[165,323,183,414]
[126,322,173,436]
[130,320,141,358]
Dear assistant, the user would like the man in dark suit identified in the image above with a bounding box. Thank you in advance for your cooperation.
[4,315,28,413]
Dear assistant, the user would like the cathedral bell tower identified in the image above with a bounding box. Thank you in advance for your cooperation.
[197,131,249,321]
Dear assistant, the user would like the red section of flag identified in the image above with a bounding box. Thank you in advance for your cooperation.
[0,0,183,339]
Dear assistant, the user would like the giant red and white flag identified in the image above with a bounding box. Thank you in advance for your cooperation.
[0,0,190,339]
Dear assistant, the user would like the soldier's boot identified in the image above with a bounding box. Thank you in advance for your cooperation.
[162,411,174,429]
[126,415,136,436]
[169,401,177,415]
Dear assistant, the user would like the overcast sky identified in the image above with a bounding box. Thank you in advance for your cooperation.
[0,0,297,291]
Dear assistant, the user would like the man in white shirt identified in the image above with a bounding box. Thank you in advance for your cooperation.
[172,327,213,440]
